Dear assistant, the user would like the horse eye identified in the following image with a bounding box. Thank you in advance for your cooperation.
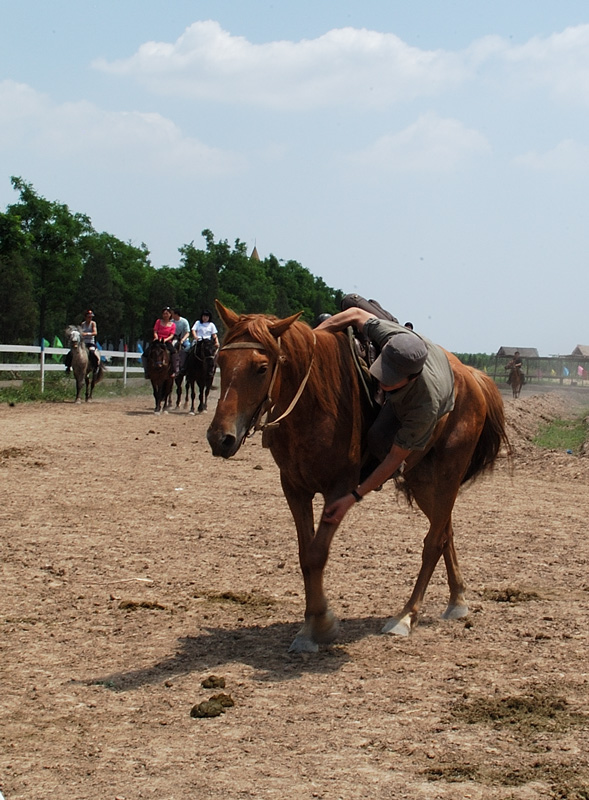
[257,364,268,375]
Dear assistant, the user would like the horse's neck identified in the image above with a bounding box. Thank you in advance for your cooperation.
[275,331,357,421]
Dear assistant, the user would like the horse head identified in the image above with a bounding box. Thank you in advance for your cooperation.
[147,339,170,372]
[207,301,304,458]
[66,326,82,348]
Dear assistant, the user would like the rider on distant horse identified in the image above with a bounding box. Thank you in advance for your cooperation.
[65,309,100,374]
[191,310,219,349]
[152,307,178,376]
[171,309,191,375]
[506,351,524,385]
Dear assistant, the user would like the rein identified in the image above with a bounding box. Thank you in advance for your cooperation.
[220,332,316,438]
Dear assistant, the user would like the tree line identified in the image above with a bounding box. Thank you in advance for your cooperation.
[0,177,344,348]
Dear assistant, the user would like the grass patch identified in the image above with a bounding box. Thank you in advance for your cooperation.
[0,375,151,404]
[533,410,589,454]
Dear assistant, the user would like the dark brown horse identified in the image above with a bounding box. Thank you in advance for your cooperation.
[146,340,174,414]
[185,339,217,414]
[207,302,510,653]
[507,367,524,399]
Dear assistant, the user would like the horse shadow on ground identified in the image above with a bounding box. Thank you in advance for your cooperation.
[84,615,394,692]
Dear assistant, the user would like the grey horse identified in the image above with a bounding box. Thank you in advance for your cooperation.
[65,325,104,403]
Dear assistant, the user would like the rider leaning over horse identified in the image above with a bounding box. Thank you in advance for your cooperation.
[65,309,100,374]
[316,302,455,526]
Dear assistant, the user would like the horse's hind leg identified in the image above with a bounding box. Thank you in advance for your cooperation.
[382,481,464,636]
[440,519,468,619]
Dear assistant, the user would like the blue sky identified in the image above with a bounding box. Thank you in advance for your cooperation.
[2,1,589,355]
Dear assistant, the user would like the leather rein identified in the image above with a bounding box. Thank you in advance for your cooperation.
[219,332,316,439]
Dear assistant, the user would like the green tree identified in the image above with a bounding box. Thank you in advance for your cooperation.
[5,177,93,343]
[0,251,38,343]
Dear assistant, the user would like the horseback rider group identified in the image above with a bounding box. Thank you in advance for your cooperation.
[142,308,219,380]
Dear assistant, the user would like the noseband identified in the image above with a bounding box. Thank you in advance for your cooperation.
[220,333,316,439]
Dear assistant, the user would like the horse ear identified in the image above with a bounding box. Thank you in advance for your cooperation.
[215,300,239,329]
[268,311,304,339]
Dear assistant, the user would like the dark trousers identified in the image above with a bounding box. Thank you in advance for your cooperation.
[366,399,401,461]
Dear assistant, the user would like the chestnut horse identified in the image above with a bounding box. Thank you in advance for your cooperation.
[207,301,510,653]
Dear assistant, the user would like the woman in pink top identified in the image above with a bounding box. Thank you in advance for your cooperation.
[151,307,178,377]
[153,307,176,343]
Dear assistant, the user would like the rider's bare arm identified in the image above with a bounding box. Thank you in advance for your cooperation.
[315,308,374,333]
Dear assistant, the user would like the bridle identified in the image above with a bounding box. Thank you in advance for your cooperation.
[193,339,217,364]
[219,332,316,439]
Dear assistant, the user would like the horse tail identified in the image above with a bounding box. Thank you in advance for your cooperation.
[461,368,511,485]
[95,362,106,384]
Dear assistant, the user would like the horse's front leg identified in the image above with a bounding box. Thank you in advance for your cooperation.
[152,382,161,413]
[281,478,340,653]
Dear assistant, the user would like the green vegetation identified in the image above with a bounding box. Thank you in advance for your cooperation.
[0,176,343,349]
[0,375,151,405]
[533,410,589,454]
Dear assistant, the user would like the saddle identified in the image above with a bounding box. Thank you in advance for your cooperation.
[340,293,398,367]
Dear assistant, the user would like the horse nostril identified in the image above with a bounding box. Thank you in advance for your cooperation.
[221,434,236,452]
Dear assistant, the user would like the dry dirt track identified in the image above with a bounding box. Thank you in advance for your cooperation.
[1,387,589,800]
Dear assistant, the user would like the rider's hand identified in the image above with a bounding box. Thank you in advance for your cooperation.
[322,494,356,525]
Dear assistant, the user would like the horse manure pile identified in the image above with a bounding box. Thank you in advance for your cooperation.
[190,675,235,719]
[480,586,540,603]
[0,445,45,467]
[201,675,225,689]
[118,600,166,611]
[197,590,276,608]
[450,687,586,734]
[423,761,589,795]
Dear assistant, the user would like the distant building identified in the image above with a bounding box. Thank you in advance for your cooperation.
[250,246,260,261]
[571,345,589,357]
[496,346,539,358]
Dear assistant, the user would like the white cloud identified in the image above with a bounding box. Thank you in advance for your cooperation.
[93,21,467,110]
[493,25,589,104]
[344,112,491,173]
[91,21,589,110]
[514,139,589,171]
[0,79,245,177]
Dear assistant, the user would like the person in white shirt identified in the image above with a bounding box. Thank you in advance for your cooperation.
[191,310,219,348]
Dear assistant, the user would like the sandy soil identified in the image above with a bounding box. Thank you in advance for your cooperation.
[1,385,589,800]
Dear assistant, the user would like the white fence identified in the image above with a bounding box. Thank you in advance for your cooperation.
[0,344,144,391]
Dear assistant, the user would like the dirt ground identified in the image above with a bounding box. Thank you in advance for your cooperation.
[1,384,589,800]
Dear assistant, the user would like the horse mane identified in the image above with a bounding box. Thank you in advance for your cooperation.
[222,314,358,420]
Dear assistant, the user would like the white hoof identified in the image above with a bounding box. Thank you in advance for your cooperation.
[442,603,469,620]
[382,614,412,636]
[288,635,319,654]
